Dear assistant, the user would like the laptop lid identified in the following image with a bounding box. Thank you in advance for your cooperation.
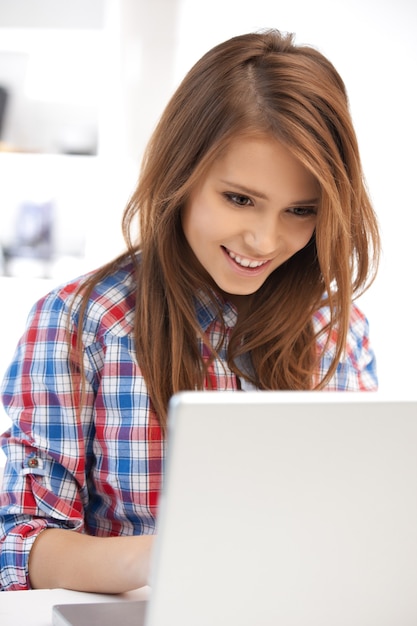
[146,391,417,626]
[53,391,417,625]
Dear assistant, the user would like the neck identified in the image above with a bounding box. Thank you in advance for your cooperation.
[219,291,253,315]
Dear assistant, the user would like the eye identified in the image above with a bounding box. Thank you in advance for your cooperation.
[288,206,317,217]
[224,192,253,207]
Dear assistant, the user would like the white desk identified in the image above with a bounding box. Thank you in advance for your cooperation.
[0,586,150,626]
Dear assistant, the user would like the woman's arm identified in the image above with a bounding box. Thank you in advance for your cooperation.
[29,528,154,593]
[0,276,159,592]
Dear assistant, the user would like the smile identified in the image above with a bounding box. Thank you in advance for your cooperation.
[225,248,269,269]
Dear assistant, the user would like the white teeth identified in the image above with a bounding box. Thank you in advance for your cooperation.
[227,250,266,268]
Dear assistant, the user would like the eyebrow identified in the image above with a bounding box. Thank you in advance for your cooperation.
[219,180,320,205]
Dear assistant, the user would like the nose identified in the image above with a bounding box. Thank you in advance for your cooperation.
[243,215,281,257]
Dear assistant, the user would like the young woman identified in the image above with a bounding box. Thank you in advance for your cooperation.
[0,29,380,592]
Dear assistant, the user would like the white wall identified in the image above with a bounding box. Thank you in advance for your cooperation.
[1,0,416,463]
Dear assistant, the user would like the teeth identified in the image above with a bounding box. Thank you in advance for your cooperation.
[228,250,266,268]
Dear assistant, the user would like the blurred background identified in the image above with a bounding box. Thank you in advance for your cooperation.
[0,0,416,453]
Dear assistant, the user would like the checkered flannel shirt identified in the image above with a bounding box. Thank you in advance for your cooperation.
[0,259,377,590]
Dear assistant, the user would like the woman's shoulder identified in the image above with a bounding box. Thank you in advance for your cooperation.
[31,255,138,340]
[313,300,369,331]
[313,300,371,352]
[313,301,377,390]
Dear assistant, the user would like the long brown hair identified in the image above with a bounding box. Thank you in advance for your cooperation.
[75,29,380,430]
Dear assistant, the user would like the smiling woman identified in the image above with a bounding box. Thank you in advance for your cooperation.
[0,29,380,594]
[181,134,319,304]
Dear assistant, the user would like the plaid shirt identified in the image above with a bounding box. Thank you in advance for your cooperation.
[0,260,377,591]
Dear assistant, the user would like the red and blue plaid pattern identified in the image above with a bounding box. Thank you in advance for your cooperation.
[0,260,377,590]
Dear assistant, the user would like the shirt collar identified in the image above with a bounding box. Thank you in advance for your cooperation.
[195,289,238,331]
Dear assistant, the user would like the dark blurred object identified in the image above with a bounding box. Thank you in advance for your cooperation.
[2,200,54,277]
[0,85,9,139]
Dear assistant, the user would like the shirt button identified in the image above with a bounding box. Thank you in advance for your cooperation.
[27,457,39,468]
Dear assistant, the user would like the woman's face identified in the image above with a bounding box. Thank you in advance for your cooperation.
[181,134,319,305]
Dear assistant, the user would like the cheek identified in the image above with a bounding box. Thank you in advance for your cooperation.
[290,223,316,252]
[182,200,217,252]
[182,203,206,243]
[183,198,231,245]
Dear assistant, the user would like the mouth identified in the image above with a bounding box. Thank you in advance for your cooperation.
[222,246,270,269]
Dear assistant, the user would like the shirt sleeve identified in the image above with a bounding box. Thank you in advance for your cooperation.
[314,302,378,391]
[0,289,97,591]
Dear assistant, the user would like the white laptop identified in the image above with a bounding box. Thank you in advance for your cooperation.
[53,391,417,626]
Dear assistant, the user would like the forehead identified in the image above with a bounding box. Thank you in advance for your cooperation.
[205,134,319,198]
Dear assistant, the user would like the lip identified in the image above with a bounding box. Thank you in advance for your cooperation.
[221,246,272,277]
